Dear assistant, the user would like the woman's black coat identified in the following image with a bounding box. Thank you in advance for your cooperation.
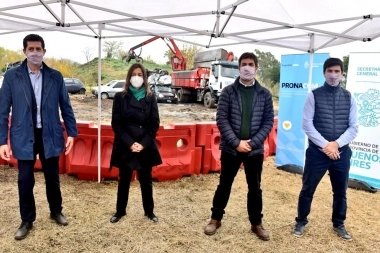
[110,90,162,170]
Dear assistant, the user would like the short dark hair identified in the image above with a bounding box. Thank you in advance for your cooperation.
[238,52,258,67]
[23,34,45,50]
[323,58,343,73]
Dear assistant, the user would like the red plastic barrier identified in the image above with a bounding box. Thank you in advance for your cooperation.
[268,116,278,156]
[100,123,114,137]
[201,126,221,174]
[264,138,270,160]
[169,123,200,175]
[152,123,196,181]
[195,122,217,149]
[193,147,202,175]
[66,125,119,181]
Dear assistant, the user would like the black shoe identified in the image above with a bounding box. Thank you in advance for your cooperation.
[292,223,306,237]
[145,213,159,222]
[333,225,353,241]
[50,213,68,226]
[14,221,33,240]
[110,213,125,223]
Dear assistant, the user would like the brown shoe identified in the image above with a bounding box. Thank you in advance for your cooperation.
[204,219,221,235]
[251,224,270,241]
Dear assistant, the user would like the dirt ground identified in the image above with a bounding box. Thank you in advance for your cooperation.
[69,93,218,126]
[1,157,379,253]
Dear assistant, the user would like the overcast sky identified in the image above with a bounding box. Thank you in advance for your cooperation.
[1,31,379,65]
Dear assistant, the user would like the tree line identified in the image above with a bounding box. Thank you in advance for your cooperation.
[6,40,343,97]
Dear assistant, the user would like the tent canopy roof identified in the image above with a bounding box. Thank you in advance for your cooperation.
[1,0,379,52]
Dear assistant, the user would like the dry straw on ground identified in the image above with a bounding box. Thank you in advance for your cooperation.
[0,156,379,253]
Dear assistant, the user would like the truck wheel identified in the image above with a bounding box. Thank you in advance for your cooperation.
[204,92,215,108]
[177,89,186,103]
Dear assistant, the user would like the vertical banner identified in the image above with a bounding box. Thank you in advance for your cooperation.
[346,52,380,189]
[275,53,329,168]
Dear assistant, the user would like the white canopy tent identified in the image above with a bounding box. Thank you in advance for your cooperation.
[1,0,379,182]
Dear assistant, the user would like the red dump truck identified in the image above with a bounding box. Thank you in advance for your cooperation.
[124,37,239,108]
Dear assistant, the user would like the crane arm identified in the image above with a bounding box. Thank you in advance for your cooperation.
[123,36,187,71]
[123,36,164,63]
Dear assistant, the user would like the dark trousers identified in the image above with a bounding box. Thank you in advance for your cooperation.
[17,129,62,222]
[211,151,264,226]
[116,165,154,216]
[296,145,352,227]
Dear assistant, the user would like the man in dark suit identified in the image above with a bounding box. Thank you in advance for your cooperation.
[204,52,274,240]
[0,34,78,240]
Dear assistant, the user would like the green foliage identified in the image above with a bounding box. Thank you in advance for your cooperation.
[341,55,349,88]
[254,49,280,96]
[343,55,349,74]
[0,47,24,73]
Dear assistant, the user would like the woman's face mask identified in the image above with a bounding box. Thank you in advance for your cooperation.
[130,76,144,88]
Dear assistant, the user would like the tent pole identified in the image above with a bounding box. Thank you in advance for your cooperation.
[304,33,315,159]
[97,24,104,183]
[60,0,65,25]
[215,0,221,37]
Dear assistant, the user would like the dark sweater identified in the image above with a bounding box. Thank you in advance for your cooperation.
[239,84,255,139]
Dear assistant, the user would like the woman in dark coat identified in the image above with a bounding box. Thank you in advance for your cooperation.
[109,63,162,223]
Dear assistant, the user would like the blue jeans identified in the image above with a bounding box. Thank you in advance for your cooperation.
[296,145,352,227]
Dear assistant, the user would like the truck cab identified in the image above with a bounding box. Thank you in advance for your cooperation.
[207,61,239,103]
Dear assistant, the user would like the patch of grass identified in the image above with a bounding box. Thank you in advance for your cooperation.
[73,58,171,86]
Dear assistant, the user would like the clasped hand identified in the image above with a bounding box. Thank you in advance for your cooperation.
[130,142,144,152]
[236,139,252,153]
[322,141,340,160]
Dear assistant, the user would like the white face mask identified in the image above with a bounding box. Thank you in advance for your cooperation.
[325,73,342,87]
[130,76,144,88]
[26,51,44,65]
[239,65,256,81]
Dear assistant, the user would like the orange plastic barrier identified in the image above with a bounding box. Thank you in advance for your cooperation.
[65,124,119,181]
[268,116,278,156]
[152,123,196,182]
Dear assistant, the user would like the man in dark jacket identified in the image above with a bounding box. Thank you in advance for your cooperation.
[0,34,78,240]
[204,52,274,240]
[292,58,358,241]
